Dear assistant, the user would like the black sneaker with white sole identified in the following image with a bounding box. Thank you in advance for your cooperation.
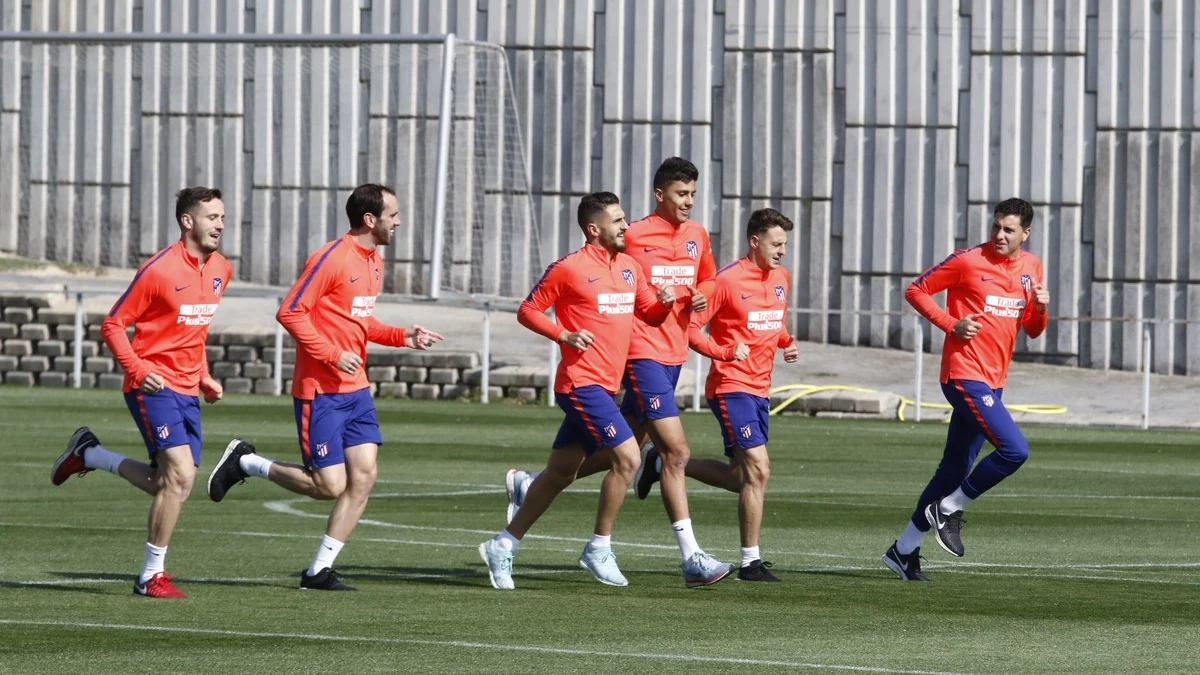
[882,543,928,581]
[634,443,661,500]
[924,499,965,557]
[300,567,357,591]
[207,439,254,503]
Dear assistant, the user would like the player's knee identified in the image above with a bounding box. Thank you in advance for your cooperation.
[609,446,640,479]
[741,454,770,490]
[659,443,691,469]
[1000,438,1029,465]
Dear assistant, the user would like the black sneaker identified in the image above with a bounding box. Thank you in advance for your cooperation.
[924,500,965,557]
[300,567,357,591]
[737,559,781,582]
[51,427,99,485]
[634,443,661,500]
[206,439,254,503]
[882,543,928,581]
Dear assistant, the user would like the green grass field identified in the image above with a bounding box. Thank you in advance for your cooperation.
[1,387,1197,674]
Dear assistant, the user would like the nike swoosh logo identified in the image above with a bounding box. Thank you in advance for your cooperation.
[588,277,600,283]
[980,276,994,282]
[350,276,361,283]
[174,285,189,292]
[741,293,753,299]
[643,247,657,252]
[898,557,909,571]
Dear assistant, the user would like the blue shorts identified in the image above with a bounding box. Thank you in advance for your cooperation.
[619,359,682,423]
[553,385,634,455]
[124,388,202,466]
[709,392,770,456]
[294,388,383,470]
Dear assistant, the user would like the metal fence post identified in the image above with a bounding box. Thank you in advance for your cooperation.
[428,32,457,299]
[913,316,923,422]
[481,301,491,403]
[72,292,84,389]
[1142,323,1151,430]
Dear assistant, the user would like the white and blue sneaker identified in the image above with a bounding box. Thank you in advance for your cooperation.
[681,551,734,588]
[578,543,629,587]
[478,537,515,590]
[505,469,532,524]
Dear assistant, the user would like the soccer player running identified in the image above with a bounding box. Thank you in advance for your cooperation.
[206,184,444,591]
[50,187,232,599]
[479,191,674,590]
[684,208,799,583]
[883,198,1051,581]
[504,158,735,587]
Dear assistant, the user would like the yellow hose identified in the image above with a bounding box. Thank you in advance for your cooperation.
[767,383,1068,422]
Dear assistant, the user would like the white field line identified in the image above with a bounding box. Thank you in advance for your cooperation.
[0,618,990,675]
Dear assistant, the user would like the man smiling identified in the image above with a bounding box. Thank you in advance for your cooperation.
[883,198,1052,581]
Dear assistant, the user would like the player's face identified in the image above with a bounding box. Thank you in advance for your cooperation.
[369,192,401,247]
[654,180,695,225]
[594,204,628,254]
[183,198,226,253]
[749,225,788,271]
[990,214,1029,259]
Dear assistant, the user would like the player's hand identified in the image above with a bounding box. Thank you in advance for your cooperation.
[560,329,595,351]
[1033,283,1050,312]
[139,372,165,394]
[732,342,750,361]
[335,350,363,374]
[656,285,676,306]
[406,324,445,350]
[783,343,799,363]
[200,376,223,404]
[689,286,707,312]
[952,313,984,340]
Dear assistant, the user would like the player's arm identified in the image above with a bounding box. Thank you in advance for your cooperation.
[518,260,573,343]
[1022,265,1050,339]
[101,268,159,389]
[633,268,673,327]
[905,254,963,335]
[276,251,343,366]
[687,287,738,361]
[366,317,408,348]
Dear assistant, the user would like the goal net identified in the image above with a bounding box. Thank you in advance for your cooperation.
[0,34,542,300]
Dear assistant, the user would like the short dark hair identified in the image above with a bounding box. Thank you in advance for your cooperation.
[577,191,621,232]
[994,197,1034,229]
[746,208,794,240]
[653,157,699,190]
[175,187,222,225]
[345,183,396,229]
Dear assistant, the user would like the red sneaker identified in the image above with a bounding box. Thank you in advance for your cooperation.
[50,427,99,486]
[134,572,188,598]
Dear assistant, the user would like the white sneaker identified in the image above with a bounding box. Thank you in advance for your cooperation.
[681,551,734,588]
[578,543,629,587]
[478,537,515,590]
[505,469,532,524]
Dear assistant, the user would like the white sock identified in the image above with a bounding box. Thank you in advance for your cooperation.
[306,535,345,576]
[496,528,520,552]
[940,488,972,514]
[896,521,926,555]
[139,542,167,583]
[672,518,700,560]
[740,546,760,567]
[239,453,274,479]
[83,444,126,474]
[589,533,611,549]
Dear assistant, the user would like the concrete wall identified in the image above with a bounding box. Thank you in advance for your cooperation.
[2,0,1198,374]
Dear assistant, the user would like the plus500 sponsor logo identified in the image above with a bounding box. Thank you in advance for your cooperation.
[351,296,377,318]
[747,309,783,331]
[597,292,634,315]
[650,265,695,287]
[984,294,1024,318]
[177,304,218,325]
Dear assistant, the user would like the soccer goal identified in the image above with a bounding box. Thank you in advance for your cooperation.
[0,31,542,301]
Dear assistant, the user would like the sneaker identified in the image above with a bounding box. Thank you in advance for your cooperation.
[737,559,781,582]
[634,442,661,500]
[578,543,629,586]
[207,439,254,503]
[924,500,965,557]
[680,551,734,588]
[478,537,515,590]
[882,542,928,581]
[50,426,99,486]
[504,469,532,524]
[299,567,357,591]
[133,572,188,598]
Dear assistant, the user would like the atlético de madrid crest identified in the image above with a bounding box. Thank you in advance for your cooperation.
[212,277,224,296]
